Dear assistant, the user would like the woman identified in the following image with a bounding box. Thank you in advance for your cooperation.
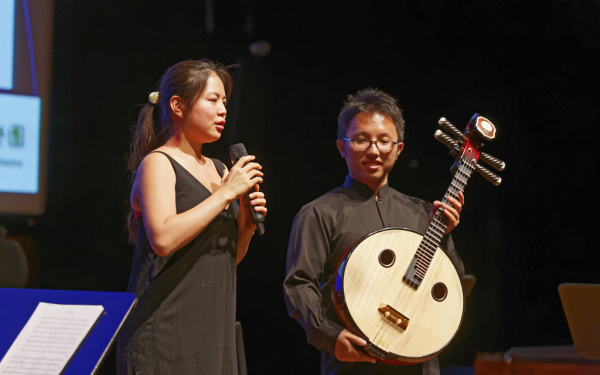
[117,59,267,374]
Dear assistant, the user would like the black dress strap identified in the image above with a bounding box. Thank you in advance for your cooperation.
[210,157,227,176]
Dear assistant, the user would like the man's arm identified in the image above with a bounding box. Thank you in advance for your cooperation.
[283,205,345,356]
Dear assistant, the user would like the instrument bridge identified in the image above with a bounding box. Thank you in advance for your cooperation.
[378,304,409,330]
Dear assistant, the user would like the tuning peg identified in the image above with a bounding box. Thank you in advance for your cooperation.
[480,152,506,171]
[438,117,465,142]
[434,129,461,152]
[475,163,502,186]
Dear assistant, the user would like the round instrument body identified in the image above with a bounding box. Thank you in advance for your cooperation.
[333,227,464,364]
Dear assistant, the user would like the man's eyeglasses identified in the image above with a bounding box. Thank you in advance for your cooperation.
[341,138,399,152]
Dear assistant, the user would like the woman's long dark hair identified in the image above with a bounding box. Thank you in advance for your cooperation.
[126,59,233,243]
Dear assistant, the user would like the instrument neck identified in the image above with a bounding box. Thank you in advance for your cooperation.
[415,157,475,271]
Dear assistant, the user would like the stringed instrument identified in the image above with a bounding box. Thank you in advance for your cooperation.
[332,114,505,364]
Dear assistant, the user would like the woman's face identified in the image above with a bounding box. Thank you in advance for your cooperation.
[182,72,228,143]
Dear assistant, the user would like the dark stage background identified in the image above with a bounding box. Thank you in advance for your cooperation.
[2,1,599,373]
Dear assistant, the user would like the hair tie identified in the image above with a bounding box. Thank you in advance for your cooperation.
[148,91,160,105]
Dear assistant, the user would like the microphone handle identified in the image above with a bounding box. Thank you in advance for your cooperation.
[245,190,265,235]
[229,143,265,235]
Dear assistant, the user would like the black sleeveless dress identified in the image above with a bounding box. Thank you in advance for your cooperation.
[117,152,239,375]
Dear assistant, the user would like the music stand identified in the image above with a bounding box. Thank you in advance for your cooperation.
[0,288,136,374]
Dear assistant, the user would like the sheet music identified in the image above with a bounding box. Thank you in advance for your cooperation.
[0,302,104,375]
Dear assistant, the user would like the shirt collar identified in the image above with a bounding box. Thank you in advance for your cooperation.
[342,175,389,200]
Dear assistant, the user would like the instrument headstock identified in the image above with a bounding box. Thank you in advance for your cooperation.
[435,114,504,186]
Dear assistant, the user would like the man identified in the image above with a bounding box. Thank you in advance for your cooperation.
[283,88,465,375]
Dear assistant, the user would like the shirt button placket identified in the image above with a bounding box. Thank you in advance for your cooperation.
[375,198,385,227]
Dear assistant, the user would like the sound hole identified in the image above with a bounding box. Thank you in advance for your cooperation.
[431,282,448,302]
[378,249,395,268]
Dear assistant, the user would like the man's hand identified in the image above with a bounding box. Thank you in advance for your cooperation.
[334,329,376,363]
[430,191,465,235]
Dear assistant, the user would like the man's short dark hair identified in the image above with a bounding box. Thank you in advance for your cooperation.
[337,88,405,142]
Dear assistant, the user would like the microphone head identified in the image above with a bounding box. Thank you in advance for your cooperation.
[229,143,248,163]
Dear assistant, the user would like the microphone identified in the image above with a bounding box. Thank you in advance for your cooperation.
[229,143,265,235]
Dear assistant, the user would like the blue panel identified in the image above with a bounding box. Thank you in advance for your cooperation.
[0,0,15,90]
